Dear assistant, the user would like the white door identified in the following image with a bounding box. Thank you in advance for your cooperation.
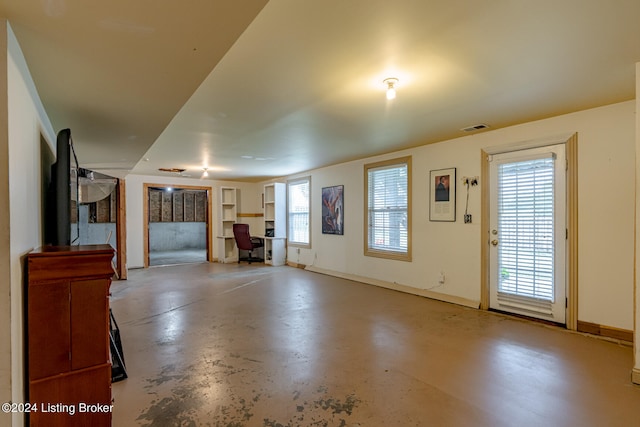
[489,144,566,324]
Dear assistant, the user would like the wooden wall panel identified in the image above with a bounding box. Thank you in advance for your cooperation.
[195,192,206,222]
[149,190,161,222]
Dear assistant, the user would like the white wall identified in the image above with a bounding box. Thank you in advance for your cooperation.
[287,101,636,331]
[3,22,56,427]
[125,174,262,268]
[0,20,10,427]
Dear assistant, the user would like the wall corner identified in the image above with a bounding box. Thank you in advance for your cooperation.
[634,62,640,379]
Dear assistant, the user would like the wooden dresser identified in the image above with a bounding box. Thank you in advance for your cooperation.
[26,245,115,426]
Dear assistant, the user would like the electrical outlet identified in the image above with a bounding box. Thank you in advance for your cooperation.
[464,214,472,223]
[462,176,479,186]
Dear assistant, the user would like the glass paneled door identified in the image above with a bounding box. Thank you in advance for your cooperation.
[489,144,566,324]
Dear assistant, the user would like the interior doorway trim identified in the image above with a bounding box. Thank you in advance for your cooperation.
[480,133,578,330]
[116,178,127,279]
[143,183,214,268]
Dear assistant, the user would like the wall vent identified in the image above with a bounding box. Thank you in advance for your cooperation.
[461,123,490,132]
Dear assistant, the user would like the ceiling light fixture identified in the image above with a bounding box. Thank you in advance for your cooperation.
[383,77,399,100]
[202,167,209,178]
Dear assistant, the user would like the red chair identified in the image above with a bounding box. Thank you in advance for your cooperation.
[232,223,264,264]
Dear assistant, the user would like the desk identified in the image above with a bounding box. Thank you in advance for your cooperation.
[256,236,286,266]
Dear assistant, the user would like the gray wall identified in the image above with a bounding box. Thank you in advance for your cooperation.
[72,204,117,249]
[149,222,207,251]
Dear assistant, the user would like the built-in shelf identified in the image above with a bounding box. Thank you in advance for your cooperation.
[263,183,286,266]
[217,187,238,263]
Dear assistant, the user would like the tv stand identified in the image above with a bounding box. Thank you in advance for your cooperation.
[26,244,115,426]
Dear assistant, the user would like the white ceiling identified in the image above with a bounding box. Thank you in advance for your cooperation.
[2,1,639,182]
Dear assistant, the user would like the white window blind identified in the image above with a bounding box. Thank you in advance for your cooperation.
[497,157,555,301]
[367,162,408,255]
[288,178,310,245]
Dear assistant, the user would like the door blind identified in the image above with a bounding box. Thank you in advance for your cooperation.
[497,156,555,302]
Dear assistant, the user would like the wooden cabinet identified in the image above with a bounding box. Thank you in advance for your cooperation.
[26,244,115,427]
[263,183,287,266]
[217,186,238,263]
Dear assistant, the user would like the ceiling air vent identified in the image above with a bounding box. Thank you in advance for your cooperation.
[461,123,490,132]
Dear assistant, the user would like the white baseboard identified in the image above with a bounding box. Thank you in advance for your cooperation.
[304,265,480,309]
[632,368,640,385]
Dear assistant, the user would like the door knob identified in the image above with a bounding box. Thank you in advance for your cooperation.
[491,239,499,246]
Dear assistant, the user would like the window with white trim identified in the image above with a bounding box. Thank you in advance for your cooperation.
[365,157,411,261]
[288,177,310,246]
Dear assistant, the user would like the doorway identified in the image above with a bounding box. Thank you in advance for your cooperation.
[481,134,578,328]
[143,184,213,267]
[488,144,566,323]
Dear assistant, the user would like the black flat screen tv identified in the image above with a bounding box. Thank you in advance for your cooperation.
[45,128,73,246]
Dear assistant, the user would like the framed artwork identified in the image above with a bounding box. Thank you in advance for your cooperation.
[430,168,456,221]
[321,185,344,235]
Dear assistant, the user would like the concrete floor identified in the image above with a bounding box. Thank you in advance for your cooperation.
[110,262,640,427]
[149,249,207,266]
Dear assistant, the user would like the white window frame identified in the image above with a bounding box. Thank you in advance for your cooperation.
[364,156,411,261]
[287,177,311,248]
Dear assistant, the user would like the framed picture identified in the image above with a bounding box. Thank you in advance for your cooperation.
[321,185,344,235]
[430,168,456,221]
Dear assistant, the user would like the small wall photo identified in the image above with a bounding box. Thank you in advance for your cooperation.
[430,168,456,221]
